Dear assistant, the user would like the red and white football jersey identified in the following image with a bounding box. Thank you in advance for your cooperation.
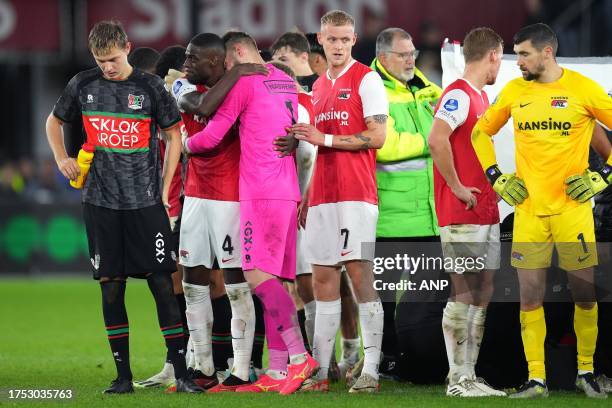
[172,78,239,201]
[297,92,316,195]
[433,78,499,226]
[309,60,388,206]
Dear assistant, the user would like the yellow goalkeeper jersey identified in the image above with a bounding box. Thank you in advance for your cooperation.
[478,68,612,215]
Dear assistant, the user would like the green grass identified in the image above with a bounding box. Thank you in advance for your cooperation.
[0,278,608,407]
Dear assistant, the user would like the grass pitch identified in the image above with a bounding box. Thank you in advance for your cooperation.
[0,278,608,407]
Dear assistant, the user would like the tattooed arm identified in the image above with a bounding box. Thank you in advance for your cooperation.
[291,114,387,151]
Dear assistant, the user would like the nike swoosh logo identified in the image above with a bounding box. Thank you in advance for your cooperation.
[519,102,532,108]
[221,258,234,263]
[476,114,482,119]
[577,255,591,262]
[457,339,467,345]
[340,250,353,256]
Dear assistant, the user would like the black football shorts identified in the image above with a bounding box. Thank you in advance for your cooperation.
[83,203,177,280]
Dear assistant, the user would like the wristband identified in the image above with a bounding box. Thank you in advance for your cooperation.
[324,134,333,147]
[485,164,503,184]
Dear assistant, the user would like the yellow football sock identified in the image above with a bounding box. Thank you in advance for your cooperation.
[520,307,547,380]
[574,304,598,372]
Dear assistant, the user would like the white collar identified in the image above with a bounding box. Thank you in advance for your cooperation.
[459,77,482,94]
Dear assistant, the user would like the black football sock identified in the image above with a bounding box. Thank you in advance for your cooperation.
[147,273,187,379]
[176,293,189,347]
[297,308,311,352]
[101,280,132,380]
[211,294,233,371]
[252,295,265,369]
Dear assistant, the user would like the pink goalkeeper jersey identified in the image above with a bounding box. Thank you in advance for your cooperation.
[187,64,300,201]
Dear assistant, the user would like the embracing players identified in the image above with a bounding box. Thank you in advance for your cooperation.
[184,31,318,395]
[171,33,268,392]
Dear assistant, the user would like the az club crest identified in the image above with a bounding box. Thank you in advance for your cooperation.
[128,94,144,110]
[337,88,351,100]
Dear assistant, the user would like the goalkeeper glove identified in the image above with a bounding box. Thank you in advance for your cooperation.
[565,164,611,202]
[486,165,529,206]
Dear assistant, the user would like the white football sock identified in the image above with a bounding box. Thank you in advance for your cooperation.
[267,369,287,380]
[183,282,215,376]
[359,300,384,380]
[466,305,486,379]
[186,336,194,369]
[341,337,361,365]
[303,300,316,350]
[225,282,255,381]
[442,301,469,384]
[313,298,341,380]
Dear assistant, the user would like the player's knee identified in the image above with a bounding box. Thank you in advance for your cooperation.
[477,276,495,305]
[100,280,126,305]
[349,276,377,302]
[296,275,314,303]
[147,272,173,292]
[223,268,246,285]
[183,266,211,285]
[519,281,545,308]
[171,271,183,295]
[575,301,597,310]
[572,287,597,304]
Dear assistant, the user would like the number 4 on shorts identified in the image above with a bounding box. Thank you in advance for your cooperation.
[223,235,234,255]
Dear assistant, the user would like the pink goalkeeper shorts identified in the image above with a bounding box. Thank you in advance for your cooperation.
[240,199,297,280]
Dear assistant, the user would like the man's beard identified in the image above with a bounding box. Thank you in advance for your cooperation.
[523,63,545,81]
[399,69,415,82]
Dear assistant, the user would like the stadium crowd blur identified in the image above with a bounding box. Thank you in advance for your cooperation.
[1,0,611,203]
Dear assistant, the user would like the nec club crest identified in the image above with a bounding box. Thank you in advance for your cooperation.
[128,94,145,110]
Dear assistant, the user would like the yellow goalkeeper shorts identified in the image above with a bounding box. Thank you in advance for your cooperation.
[512,203,597,271]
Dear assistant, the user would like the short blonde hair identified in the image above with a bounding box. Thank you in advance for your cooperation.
[320,10,354,28]
[88,20,128,55]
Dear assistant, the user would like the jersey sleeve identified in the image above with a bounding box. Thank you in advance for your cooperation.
[434,88,471,130]
[359,71,389,118]
[187,77,251,153]
[52,74,81,123]
[477,82,514,136]
[171,78,198,102]
[581,81,612,130]
[298,103,311,125]
[152,76,181,130]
